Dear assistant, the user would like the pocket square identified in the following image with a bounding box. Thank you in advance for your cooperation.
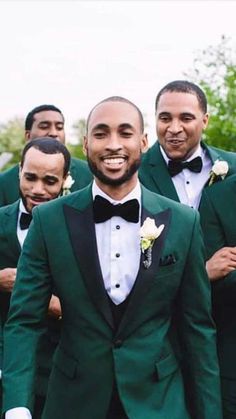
[159,254,177,266]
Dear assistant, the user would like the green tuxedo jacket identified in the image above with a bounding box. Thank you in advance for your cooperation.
[0,157,92,207]
[200,174,236,381]
[139,141,236,206]
[0,200,61,397]
[3,186,222,419]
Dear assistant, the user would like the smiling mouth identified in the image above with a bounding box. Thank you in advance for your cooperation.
[102,155,127,166]
[28,196,48,204]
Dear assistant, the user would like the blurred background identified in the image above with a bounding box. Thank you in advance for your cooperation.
[1,0,236,168]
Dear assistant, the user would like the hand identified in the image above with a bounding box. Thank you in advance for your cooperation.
[206,247,236,281]
[0,268,17,292]
[48,295,62,319]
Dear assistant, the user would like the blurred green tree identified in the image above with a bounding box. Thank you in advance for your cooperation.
[0,118,25,170]
[185,35,236,151]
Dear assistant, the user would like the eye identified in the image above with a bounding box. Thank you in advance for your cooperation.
[24,174,36,182]
[181,115,195,122]
[158,115,170,122]
[94,132,106,139]
[121,131,133,138]
[56,124,64,131]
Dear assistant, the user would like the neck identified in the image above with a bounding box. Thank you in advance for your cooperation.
[95,176,138,200]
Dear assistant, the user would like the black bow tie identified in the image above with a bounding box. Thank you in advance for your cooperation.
[20,212,32,230]
[168,156,203,177]
[93,195,139,223]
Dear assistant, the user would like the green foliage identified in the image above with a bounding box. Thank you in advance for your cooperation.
[0,118,25,169]
[72,118,86,145]
[67,143,86,160]
[185,35,236,151]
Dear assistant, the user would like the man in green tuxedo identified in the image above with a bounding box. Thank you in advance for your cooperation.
[0,137,71,418]
[0,104,92,207]
[200,175,236,418]
[139,80,236,209]
[3,97,222,419]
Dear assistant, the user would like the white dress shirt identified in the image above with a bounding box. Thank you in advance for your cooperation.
[93,181,141,304]
[17,200,30,248]
[160,144,212,209]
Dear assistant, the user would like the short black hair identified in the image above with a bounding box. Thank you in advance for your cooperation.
[155,80,207,114]
[21,137,71,177]
[86,96,144,133]
[25,104,64,131]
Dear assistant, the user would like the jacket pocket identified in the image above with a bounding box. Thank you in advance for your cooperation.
[53,348,78,379]
[155,352,179,380]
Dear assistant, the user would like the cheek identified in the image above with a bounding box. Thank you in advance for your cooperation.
[46,185,63,198]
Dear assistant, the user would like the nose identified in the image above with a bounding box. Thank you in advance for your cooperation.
[167,119,183,134]
[48,124,58,138]
[31,181,45,196]
[106,134,122,151]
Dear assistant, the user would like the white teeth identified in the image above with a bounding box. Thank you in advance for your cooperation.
[103,157,125,164]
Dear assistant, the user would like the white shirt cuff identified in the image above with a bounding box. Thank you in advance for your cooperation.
[6,407,32,418]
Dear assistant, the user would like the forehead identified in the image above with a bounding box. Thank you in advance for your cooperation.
[157,91,202,114]
[33,110,64,124]
[88,101,141,131]
[22,147,64,175]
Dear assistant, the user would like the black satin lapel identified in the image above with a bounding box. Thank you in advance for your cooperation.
[4,204,21,258]
[150,153,179,201]
[63,204,114,329]
[117,207,171,336]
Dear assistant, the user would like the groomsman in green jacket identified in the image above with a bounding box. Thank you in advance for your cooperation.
[200,174,236,419]
[3,96,222,419]
[0,104,92,207]
[0,137,71,418]
[139,80,236,209]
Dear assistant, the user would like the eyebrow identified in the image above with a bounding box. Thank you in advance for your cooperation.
[91,123,135,131]
[37,120,64,125]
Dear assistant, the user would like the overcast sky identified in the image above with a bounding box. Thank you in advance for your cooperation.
[1,0,236,143]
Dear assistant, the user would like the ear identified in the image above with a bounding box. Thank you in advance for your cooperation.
[83,136,88,156]
[25,131,30,141]
[202,113,209,130]
[141,133,149,153]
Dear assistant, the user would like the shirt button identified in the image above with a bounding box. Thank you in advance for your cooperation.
[113,339,123,348]
[115,253,120,258]
[116,225,120,230]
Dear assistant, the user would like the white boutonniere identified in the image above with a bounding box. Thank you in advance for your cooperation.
[62,173,75,196]
[209,159,229,186]
[140,217,165,269]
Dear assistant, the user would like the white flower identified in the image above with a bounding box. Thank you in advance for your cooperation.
[62,173,75,195]
[209,159,229,185]
[211,160,229,176]
[140,218,164,268]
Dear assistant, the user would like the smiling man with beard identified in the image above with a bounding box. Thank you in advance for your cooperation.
[0,137,71,418]
[3,97,221,419]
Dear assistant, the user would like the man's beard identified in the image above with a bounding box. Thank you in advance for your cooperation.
[19,189,62,213]
[87,155,141,186]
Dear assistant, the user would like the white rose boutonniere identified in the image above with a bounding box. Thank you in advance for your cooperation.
[62,173,75,196]
[209,159,229,186]
[140,217,165,269]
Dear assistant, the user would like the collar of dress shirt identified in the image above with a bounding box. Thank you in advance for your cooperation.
[18,199,30,222]
[92,180,142,207]
[160,143,206,164]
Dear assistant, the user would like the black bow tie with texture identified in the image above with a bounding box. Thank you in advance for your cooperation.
[93,195,139,223]
[168,156,203,177]
[20,212,32,230]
